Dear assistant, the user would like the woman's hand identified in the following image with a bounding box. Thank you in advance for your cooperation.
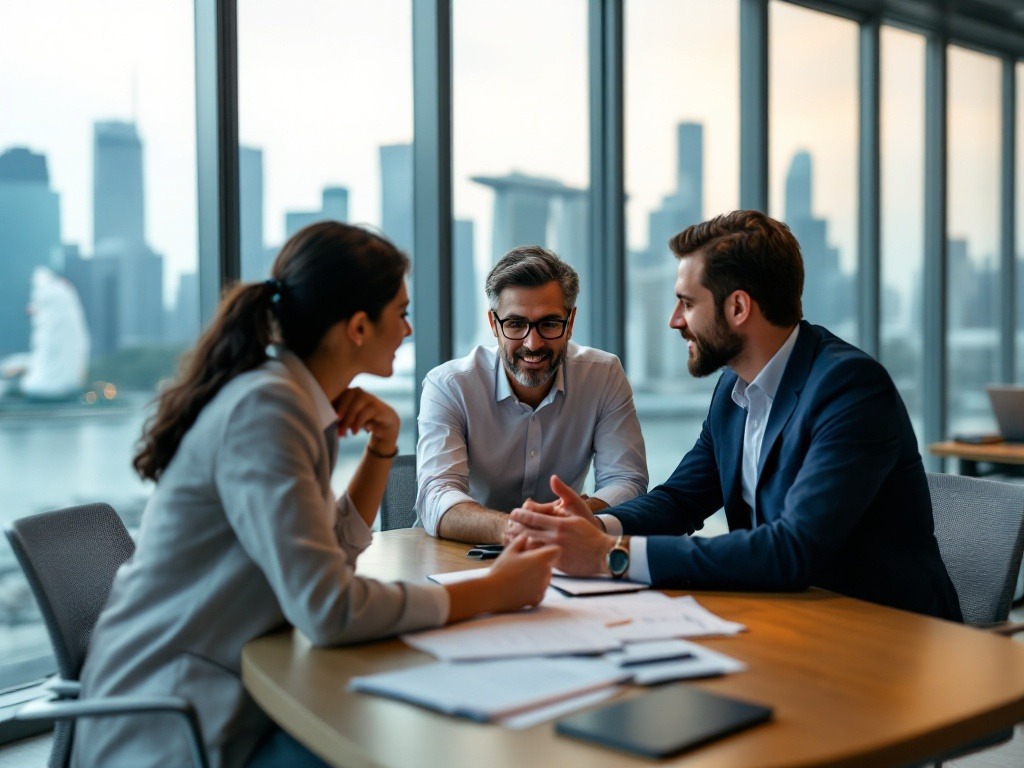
[333,387,400,454]
[444,535,559,623]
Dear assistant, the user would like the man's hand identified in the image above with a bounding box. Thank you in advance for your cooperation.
[509,475,615,576]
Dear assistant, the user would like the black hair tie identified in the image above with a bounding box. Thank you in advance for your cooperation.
[264,278,284,303]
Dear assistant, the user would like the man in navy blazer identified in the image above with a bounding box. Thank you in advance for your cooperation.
[511,210,962,621]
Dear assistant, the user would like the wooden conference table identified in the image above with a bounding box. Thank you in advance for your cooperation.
[929,440,1024,477]
[242,529,1024,768]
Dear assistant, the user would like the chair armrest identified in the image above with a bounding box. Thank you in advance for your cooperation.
[14,693,209,768]
[42,677,81,699]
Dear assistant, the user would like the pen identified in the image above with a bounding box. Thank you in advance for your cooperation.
[605,618,633,628]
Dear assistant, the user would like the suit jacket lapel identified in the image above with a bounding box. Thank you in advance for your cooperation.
[756,321,817,481]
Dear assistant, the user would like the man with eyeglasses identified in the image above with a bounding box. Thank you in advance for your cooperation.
[415,245,648,544]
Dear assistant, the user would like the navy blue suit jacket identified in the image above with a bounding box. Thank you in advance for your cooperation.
[612,322,962,621]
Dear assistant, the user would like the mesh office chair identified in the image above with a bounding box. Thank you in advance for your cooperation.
[380,454,418,531]
[926,473,1024,767]
[4,503,208,768]
[927,472,1024,628]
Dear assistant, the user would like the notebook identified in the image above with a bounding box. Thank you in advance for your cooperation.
[555,683,772,759]
[986,385,1024,442]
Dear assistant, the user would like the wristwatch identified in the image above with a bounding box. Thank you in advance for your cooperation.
[606,535,630,580]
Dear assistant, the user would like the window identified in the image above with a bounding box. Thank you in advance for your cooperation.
[624,0,738,527]
[451,0,590,357]
[879,26,926,443]
[237,0,416,476]
[0,1,197,685]
[946,46,1001,435]
[769,2,859,344]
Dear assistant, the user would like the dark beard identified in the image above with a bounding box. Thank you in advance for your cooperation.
[684,326,743,378]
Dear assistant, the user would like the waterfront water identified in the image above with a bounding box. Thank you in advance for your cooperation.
[0,387,715,667]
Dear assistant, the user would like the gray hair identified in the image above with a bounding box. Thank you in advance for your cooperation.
[484,245,580,312]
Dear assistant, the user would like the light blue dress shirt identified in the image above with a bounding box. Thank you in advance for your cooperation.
[602,327,800,583]
[416,343,648,535]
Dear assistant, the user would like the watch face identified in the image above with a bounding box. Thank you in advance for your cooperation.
[608,547,629,577]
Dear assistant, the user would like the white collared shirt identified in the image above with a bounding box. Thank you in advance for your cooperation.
[415,343,648,535]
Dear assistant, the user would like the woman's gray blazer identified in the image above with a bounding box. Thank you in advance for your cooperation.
[72,350,448,767]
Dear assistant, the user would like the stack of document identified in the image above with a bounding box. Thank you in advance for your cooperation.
[350,639,747,727]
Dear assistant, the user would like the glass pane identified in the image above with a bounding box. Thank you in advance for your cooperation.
[1017,62,1024,383]
[238,0,416,477]
[879,26,926,445]
[947,46,1001,436]
[624,0,738,535]
[0,2,197,680]
[452,0,590,356]
[769,2,858,343]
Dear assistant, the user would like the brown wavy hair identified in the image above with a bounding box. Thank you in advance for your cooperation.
[133,221,409,481]
[669,210,804,327]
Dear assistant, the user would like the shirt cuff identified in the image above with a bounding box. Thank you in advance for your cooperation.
[397,582,451,631]
[422,489,476,537]
[589,484,640,509]
[335,492,373,555]
[597,514,623,536]
[627,536,652,585]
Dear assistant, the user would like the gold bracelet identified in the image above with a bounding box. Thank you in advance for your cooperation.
[365,443,399,460]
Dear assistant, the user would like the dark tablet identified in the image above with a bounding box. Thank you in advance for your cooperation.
[555,684,772,759]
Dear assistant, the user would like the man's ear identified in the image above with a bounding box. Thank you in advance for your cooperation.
[725,290,752,328]
[487,309,498,338]
[346,311,369,348]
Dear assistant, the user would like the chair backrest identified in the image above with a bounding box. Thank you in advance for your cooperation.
[380,454,418,531]
[4,502,135,681]
[927,472,1024,625]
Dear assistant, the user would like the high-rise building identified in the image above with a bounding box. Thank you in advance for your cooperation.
[0,147,62,356]
[783,150,847,329]
[239,145,265,280]
[63,245,119,359]
[284,186,350,240]
[380,144,413,254]
[93,121,145,251]
[453,218,478,353]
[631,122,705,380]
[90,120,165,349]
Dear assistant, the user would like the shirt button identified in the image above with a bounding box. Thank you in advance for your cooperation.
[530,450,536,457]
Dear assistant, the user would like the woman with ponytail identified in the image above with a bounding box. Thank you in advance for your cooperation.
[72,222,558,768]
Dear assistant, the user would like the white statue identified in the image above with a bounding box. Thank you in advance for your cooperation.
[1,267,90,399]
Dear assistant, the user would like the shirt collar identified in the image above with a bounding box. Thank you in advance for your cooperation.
[272,345,337,431]
[732,325,800,405]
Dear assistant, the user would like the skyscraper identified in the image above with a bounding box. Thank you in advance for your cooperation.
[93,121,145,251]
[239,145,265,280]
[453,218,478,353]
[783,150,846,329]
[0,147,62,356]
[284,186,350,240]
[380,144,413,254]
[632,122,705,379]
[91,120,165,349]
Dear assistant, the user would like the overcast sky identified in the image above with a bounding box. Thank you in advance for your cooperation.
[1,0,1017,314]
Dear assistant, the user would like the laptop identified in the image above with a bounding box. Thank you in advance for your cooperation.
[986,385,1024,442]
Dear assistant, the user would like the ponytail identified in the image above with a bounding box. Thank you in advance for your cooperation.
[133,281,277,481]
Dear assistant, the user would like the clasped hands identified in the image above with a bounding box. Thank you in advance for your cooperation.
[507,475,616,577]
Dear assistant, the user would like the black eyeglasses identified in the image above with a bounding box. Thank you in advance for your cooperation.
[492,312,570,340]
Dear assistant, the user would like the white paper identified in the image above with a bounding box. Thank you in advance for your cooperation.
[401,605,622,661]
[619,639,748,685]
[499,686,621,729]
[349,657,627,722]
